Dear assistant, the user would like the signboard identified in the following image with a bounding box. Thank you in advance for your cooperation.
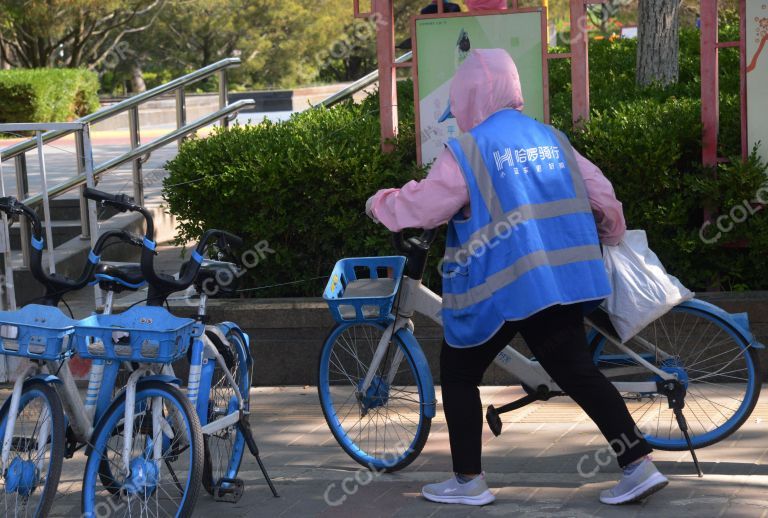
[413,9,548,165]
[747,1,768,166]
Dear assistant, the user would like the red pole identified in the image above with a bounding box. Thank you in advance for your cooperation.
[700,0,719,169]
[570,0,589,126]
[739,0,747,160]
[374,0,398,152]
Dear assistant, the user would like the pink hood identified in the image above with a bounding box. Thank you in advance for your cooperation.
[448,48,524,133]
[466,0,508,10]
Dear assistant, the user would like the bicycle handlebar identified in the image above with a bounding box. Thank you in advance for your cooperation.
[84,188,243,298]
[391,229,439,281]
[0,196,144,299]
[392,228,439,254]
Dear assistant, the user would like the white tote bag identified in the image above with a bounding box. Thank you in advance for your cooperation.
[602,230,694,342]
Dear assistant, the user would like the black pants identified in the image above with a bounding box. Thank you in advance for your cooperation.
[440,303,652,474]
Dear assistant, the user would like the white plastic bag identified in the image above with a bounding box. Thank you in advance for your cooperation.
[602,230,694,342]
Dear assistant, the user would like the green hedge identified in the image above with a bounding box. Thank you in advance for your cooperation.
[163,81,443,296]
[164,25,768,294]
[0,69,100,124]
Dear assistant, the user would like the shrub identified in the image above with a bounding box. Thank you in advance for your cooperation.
[165,26,768,294]
[163,80,443,297]
[0,68,100,124]
[569,97,768,290]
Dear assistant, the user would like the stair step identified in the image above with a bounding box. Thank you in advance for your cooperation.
[33,199,122,222]
[8,220,83,249]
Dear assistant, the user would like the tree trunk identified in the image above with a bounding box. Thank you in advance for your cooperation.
[636,0,682,87]
[130,62,147,93]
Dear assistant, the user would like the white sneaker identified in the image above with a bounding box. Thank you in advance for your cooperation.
[421,472,495,506]
[600,457,669,505]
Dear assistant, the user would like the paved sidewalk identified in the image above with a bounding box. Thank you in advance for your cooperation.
[27,385,768,517]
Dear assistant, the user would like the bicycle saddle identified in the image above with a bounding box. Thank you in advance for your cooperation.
[180,259,241,297]
[94,263,146,292]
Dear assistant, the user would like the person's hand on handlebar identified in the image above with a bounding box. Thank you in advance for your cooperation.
[365,195,379,224]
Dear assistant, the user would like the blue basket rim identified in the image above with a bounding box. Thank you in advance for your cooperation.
[323,255,406,302]
[75,305,197,333]
[0,304,78,329]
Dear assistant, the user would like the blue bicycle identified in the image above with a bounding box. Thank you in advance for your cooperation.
[0,196,204,518]
[318,230,762,473]
[81,188,277,508]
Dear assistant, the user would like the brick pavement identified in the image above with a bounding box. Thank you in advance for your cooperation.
[14,385,765,517]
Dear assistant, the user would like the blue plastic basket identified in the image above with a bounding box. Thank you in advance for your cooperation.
[0,305,77,360]
[323,256,406,323]
[73,306,203,363]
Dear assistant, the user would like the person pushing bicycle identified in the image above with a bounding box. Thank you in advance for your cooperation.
[366,48,669,506]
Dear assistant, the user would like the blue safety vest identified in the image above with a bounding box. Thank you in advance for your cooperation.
[441,109,611,347]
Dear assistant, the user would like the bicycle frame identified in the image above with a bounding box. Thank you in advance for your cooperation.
[358,275,676,399]
[163,293,247,437]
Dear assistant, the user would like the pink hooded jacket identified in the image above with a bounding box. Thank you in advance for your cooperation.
[369,48,626,245]
[465,0,508,10]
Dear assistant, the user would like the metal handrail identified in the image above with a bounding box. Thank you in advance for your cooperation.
[318,51,412,108]
[19,100,254,208]
[0,57,247,282]
[0,57,242,162]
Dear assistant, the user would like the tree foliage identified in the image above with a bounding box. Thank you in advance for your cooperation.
[0,0,164,68]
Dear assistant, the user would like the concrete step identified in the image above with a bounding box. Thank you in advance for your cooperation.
[5,203,177,306]
[7,203,125,249]
[9,220,82,249]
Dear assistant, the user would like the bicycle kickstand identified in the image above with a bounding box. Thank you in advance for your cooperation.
[238,414,280,497]
[659,380,703,478]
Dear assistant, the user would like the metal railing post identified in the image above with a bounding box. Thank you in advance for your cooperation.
[75,131,90,240]
[176,88,187,129]
[13,154,30,267]
[218,69,229,128]
[128,106,143,205]
[81,125,102,309]
[0,150,16,312]
[34,131,56,273]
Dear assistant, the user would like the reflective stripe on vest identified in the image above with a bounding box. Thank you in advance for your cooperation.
[441,109,611,346]
[443,126,592,266]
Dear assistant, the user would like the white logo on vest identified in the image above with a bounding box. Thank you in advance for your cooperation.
[493,145,564,176]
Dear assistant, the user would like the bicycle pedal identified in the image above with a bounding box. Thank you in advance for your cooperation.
[486,405,502,437]
[213,477,244,503]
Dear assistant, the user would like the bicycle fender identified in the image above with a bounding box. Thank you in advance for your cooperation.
[85,376,181,456]
[216,322,253,368]
[681,299,764,349]
[0,375,63,419]
[394,328,437,418]
[25,374,63,386]
[141,374,182,385]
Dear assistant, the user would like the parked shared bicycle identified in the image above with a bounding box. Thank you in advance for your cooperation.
[0,195,204,518]
[318,230,762,473]
[81,188,278,511]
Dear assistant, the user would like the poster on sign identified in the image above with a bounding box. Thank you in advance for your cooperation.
[747,1,768,165]
[412,8,548,166]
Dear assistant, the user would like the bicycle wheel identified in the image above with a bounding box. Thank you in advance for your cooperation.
[82,380,204,517]
[590,303,761,450]
[318,322,431,472]
[202,328,250,495]
[0,380,65,517]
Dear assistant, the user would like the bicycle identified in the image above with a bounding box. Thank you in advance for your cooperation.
[0,196,204,517]
[81,188,278,505]
[318,230,763,474]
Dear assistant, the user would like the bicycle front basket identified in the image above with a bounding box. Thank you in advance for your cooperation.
[0,305,76,360]
[323,256,406,323]
[74,306,203,363]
